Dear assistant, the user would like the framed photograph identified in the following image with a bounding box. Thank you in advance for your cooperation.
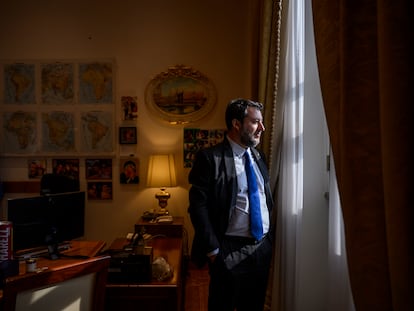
[52,158,79,179]
[121,96,138,121]
[87,181,113,200]
[183,128,225,168]
[119,126,137,144]
[28,159,47,179]
[85,158,112,180]
[145,64,217,125]
[119,158,140,184]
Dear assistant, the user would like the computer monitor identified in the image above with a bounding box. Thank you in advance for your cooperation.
[7,191,85,255]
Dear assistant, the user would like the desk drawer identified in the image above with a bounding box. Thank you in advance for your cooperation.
[105,285,179,311]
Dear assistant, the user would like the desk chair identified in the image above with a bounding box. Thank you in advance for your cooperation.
[1,255,110,311]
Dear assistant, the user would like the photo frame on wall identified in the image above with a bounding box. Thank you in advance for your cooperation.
[87,181,113,200]
[145,64,217,125]
[85,158,112,180]
[119,126,137,144]
[119,157,140,184]
[28,159,47,179]
[52,158,80,179]
[121,96,138,121]
[183,128,225,168]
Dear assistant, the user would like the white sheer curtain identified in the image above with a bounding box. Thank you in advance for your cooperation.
[270,0,304,310]
[269,0,354,310]
[328,152,355,311]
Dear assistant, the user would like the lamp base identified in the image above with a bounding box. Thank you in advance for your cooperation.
[155,189,171,215]
[157,208,169,216]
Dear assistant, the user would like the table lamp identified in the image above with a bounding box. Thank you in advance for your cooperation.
[146,154,177,215]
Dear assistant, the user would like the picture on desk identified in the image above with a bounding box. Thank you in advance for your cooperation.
[87,181,113,200]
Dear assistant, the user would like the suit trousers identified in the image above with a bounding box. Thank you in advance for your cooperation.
[207,235,272,311]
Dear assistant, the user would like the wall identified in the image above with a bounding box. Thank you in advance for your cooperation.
[0,0,258,249]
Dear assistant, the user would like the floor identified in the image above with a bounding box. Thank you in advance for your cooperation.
[183,263,272,311]
[184,263,209,311]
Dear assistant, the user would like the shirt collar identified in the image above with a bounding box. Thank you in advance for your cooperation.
[227,135,248,158]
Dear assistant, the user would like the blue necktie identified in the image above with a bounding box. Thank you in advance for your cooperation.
[244,150,263,240]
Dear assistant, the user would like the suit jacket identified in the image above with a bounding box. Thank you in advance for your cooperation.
[188,137,274,267]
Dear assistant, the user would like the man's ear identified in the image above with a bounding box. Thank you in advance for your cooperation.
[232,119,241,131]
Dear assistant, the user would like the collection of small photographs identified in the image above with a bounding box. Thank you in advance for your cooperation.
[119,96,138,145]
[25,95,140,202]
[26,89,223,201]
[28,157,140,201]
[183,128,225,168]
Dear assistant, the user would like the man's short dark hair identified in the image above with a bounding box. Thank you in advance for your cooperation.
[225,98,263,130]
[124,161,136,169]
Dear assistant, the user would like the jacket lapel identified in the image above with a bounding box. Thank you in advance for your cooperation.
[222,139,238,209]
[251,148,270,183]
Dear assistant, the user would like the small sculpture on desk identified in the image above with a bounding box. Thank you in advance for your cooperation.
[45,228,60,260]
[152,256,173,281]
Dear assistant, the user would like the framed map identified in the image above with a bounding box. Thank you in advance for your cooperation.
[2,111,37,153]
[41,111,75,152]
[79,62,114,104]
[0,59,115,156]
[41,62,74,104]
[3,63,36,104]
[81,111,113,152]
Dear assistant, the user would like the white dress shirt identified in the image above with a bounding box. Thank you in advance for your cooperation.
[226,136,269,238]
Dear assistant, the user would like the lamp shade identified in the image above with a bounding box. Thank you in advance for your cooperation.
[146,154,177,188]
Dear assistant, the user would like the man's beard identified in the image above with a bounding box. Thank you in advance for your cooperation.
[240,128,260,148]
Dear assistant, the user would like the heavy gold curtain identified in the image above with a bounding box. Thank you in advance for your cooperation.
[312,1,413,310]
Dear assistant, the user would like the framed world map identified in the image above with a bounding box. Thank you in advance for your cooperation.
[0,59,115,156]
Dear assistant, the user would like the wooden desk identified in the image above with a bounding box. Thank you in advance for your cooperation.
[0,241,108,310]
[1,240,105,283]
[105,237,183,311]
[135,216,184,237]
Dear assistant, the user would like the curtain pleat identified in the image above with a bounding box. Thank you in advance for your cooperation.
[312,0,414,310]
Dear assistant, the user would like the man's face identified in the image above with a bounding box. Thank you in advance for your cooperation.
[240,106,265,148]
[125,165,136,177]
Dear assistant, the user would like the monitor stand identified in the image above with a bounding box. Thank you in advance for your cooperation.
[13,242,72,261]
[45,229,60,260]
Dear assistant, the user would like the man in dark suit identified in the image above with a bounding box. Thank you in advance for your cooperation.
[188,98,274,311]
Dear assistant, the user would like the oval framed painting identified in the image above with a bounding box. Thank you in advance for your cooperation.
[145,65,217,125]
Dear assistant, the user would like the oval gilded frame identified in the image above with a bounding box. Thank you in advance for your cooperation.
[145,65,217,125]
